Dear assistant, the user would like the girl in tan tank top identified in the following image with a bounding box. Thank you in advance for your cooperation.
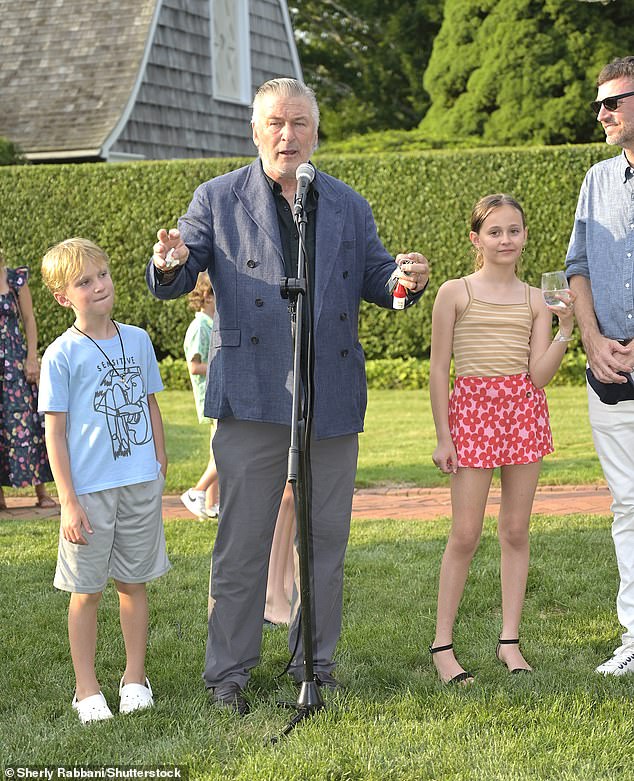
[428,194,576,684]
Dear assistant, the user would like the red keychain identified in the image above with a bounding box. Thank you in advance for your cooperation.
[392,281,407,310]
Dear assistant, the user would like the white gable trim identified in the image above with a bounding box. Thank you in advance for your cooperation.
[278,0,303,81]
[26,149,102,161]
[100,0,164,161]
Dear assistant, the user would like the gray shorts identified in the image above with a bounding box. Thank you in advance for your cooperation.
[54,474,171,594]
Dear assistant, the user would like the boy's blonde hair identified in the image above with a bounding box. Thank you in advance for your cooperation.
[41,237,110,294]
[187,272,214,311]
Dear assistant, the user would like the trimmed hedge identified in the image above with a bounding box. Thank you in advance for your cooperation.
[161,352,588,392]
[0,145,615,363]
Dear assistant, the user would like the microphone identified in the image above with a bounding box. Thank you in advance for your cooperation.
[294,162,315,216]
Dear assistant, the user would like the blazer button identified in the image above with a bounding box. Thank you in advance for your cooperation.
[255,298,264,307]
[251,336,259,345]
[247,259,257,268]
[340,312,348,321]
[340,349,348,357]
[342,271,349,279]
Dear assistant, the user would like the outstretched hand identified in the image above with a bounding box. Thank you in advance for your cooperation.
[152,228,190,271]
[395,252,430,294]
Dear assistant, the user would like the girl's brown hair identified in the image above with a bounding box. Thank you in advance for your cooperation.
[187,272,214,311]
[470,193,526,270]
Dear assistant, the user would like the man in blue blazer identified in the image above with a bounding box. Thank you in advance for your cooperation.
[147,78,430,715]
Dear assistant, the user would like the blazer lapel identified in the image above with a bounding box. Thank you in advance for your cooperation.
[233,161,284,266]
[314,173,345,326]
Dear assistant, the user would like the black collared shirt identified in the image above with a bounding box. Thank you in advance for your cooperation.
[263,169,318,303]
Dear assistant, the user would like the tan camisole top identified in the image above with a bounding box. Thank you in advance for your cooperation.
[452,278,534,377]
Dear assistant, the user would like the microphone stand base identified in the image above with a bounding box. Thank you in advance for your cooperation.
[270,681,324,743]
[297,680,324,709]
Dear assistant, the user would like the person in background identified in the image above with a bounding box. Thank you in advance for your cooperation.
[429,194,575,683]
[0,247,55,509]
[147,77,429,715]
[566,55,634,676]
[39,238,170,723]
[180,272,219,519]
[263,483,295,627]
[181,274,296,624]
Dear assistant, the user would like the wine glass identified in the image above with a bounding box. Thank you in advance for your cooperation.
[541,271,569,309]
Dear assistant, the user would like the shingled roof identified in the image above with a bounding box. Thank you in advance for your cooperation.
[0,0,302,162]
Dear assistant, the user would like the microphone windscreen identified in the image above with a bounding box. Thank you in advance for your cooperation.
[296,162,315,182]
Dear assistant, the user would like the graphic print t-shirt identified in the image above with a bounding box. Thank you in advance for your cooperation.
[39,323,163,495]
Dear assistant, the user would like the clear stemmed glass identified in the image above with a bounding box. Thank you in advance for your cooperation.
[541,271,569,309]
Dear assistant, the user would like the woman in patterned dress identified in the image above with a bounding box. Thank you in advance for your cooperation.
[0,249,54,508]
[428,194,575,683]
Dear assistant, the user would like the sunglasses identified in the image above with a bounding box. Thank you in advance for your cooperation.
[590,91,634,115]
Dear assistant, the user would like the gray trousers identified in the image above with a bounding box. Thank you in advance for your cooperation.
[203,418,358,689]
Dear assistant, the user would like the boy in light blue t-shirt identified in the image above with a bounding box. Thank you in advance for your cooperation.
[179,273,219,519]
[39,238,170,725]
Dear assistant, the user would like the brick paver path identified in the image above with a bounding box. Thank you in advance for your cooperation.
[0,484,613,521]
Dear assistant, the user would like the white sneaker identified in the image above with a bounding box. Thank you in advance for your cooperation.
[204,503,219,519]
[595,644,634,676]
[72,691,113,724]
[180,489,206,519]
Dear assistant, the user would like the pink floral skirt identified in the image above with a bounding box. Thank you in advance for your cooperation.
[448,374,553,469]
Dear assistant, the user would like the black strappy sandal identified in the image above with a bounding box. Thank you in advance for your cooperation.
[496,637,532,674]
[429,643,474,684]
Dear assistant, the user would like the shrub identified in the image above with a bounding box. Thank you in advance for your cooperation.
[158,355,191,391]
[0,145,614,363]
[159,355,586,391]
[0,137,28,166]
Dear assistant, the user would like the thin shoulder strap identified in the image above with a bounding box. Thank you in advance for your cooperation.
[454,277,473,326]
[525,282,535,318]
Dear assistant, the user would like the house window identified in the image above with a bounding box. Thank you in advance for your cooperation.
[210,0,251,104]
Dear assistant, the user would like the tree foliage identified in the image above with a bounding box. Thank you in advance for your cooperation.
[0,137,27,166]
[289,0,444,140]
[420,0,634,146]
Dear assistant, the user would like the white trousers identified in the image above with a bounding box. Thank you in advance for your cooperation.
[588,383,634,643]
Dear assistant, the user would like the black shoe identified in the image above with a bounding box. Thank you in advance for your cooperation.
[290,671,345,691]
[211,681,249,715]
[496,637,532,674]
[315,671,345,690]
[429,642,475,684]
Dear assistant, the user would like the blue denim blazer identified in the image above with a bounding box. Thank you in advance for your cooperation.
[147,160,411,439]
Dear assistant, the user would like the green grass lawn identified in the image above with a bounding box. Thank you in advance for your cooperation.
[356,386,600,487]
[1,512,632,780]
[4,386,601,499]
[157,385,602,494]
[1,384,621,780]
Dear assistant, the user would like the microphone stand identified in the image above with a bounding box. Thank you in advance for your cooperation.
[272,188,324,742]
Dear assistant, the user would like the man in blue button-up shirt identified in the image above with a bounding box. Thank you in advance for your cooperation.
[567,55,634,676]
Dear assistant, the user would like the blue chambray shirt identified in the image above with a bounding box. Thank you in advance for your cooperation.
[566,150,634,340]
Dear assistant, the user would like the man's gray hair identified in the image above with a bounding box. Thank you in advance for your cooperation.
[251,78,320,128]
